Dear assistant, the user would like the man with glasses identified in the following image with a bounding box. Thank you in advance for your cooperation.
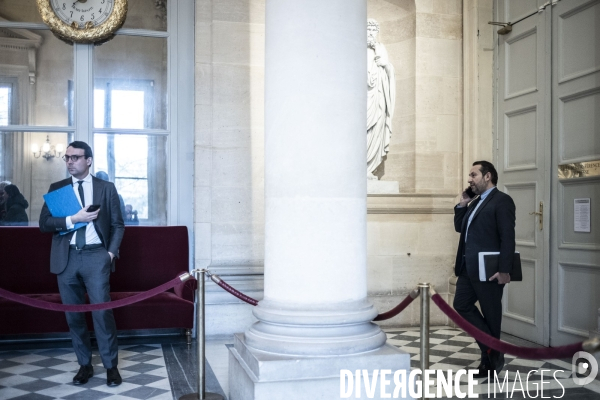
[39,141,125,387]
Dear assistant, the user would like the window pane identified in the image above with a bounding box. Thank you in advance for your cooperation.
[93,133,167,225]
[1,131,72,225]
[94,36,167,130]
[0,28,73,126]
[116,178,148,219]
[112,90,145,129]
[94,90,106,128]
[122,0,167,31]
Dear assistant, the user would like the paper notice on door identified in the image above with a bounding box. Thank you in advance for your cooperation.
[574,198,591,233]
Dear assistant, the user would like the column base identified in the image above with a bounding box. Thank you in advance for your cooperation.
[228,333,412,400]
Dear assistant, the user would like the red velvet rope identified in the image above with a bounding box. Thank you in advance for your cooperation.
[0,274,193,312]
[432,293,584,359]
[210,276,258,306]
[373,291,417,321]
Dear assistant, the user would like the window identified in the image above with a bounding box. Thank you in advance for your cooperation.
[0,1,194,229]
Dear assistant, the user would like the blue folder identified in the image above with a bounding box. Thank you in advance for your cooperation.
[43,185,86,235]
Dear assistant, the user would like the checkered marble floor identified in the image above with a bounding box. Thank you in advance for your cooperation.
[2,328,599,399]
[384,327,600,399]
[0,344,172,400]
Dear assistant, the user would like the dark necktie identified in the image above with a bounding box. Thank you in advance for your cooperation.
[76,180,86,249]
[466,197,480,218]
[462,197,480,244]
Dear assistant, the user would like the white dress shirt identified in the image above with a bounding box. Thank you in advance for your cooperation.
[66,173,102,245]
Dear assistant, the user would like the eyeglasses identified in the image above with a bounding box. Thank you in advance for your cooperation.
[62,155,86,162]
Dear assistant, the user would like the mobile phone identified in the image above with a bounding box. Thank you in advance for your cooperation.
[87,205,100,212]
[465,187,475,198]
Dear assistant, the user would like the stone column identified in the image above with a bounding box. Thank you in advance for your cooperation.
[246,0,383,355]
[228,0,410,398]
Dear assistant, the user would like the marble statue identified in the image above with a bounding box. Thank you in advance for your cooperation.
[367,19,395,180]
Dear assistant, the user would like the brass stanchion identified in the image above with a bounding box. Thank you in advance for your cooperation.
[418,283,430,400]
[179,270,223,400]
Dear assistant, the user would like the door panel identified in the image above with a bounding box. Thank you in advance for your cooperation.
[505,107,537,169]
[560,90,600,161]
[496,0,550,345]
[551,0,600,346]
[505,29,538,98]
[506,184,537,245]
[505,259,537,322]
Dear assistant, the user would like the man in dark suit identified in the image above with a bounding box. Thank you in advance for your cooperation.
[453,161,515,377]
[39,141,125,386]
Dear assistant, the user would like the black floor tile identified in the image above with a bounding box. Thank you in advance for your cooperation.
[22,368,66,379]
[11,392,56,400]
[62,389,113,400]
[14,379,61,392]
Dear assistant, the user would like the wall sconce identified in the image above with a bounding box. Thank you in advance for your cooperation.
[32,135,64,161]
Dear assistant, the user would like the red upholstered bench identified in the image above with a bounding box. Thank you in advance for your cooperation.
[0,226,195,337]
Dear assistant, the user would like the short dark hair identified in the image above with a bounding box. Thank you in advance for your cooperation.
[4,184,21,198]
[67,141,93,158]
[473,160,498,185]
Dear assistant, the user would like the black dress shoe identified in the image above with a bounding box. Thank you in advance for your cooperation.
[473,363,493,379]
[106,367,122,386]
[490,351,505,374]
[468,361,493,379]
[73,365,93,385]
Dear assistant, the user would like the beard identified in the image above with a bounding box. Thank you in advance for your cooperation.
[367,36,376,49]
[472,181,487,195]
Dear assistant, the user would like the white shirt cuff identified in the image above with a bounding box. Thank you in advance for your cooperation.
[66,216,74,229]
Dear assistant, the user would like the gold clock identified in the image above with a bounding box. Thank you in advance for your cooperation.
[37,0,127,44]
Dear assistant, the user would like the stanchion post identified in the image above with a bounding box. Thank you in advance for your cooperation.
[418,283,430,400]
[179,270,223,400]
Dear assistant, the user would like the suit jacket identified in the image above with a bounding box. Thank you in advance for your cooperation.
[39,176,125,274]
[454,187,516,280]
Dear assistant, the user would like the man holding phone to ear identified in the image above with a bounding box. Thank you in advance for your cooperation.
[39,141,125,387]
[452,160,515,378]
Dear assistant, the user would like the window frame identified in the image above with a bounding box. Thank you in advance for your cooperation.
[0,1,195,231]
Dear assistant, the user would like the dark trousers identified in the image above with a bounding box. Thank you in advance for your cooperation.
[453,272,505,356]
[57,247,118,368]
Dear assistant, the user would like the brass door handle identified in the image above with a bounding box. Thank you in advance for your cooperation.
[529,201,543,230]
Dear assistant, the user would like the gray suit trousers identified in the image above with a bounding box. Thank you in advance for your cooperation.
[57,247,118,368]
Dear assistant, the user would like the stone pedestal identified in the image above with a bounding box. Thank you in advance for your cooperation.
[229,334,411,400]
[367,180,400,194]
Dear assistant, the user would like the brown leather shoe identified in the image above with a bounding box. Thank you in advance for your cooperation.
[106,367,122,386]
[73,365,93,385]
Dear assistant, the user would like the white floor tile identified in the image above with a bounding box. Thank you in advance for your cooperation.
[91,381,143,394]
[0,363,44,375]
[0,387,29,400]
[0,374,37,387]
[7,354,49,364]
[431,344,464,352]
[36,384,87,398]
[42,371,79,384]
